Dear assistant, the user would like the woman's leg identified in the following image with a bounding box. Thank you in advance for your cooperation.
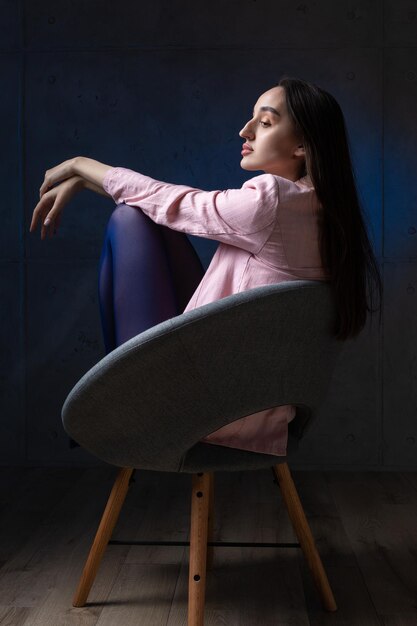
[69,202,205,450]
[98,202,205,353]
[158,225,206,314]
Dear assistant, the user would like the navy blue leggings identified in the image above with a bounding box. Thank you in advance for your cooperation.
[98,202,206,353]
[69,202,205,448]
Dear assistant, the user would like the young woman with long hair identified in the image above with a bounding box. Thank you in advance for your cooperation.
[29,76,383,456]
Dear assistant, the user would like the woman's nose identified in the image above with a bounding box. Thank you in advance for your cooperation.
[239,123,253,139]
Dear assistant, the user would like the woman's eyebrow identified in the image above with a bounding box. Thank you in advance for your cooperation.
[253,106,280,116]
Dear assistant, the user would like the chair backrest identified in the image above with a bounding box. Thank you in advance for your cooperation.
[62,280,344,471]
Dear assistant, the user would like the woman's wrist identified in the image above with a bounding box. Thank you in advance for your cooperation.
[73,156,113,191]
[83,177,112,198]
[69,170,111,198]
[72,174,86,191]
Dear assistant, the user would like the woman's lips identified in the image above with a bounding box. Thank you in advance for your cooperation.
[241,148,253,155]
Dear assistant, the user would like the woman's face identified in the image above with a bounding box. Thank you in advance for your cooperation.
[239,86,305,181]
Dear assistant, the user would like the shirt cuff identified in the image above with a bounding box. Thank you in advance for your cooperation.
[102,166,119,197]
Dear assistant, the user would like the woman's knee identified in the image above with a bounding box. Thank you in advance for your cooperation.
[107,202,157,234]
[109,202,144,223]
[105,202,172,263]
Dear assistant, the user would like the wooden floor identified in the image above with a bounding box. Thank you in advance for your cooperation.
[1,466,417,625]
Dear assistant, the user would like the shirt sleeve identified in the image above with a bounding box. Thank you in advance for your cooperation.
[102,166,279,254]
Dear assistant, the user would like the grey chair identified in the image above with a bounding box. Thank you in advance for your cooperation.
[61,279,344,624]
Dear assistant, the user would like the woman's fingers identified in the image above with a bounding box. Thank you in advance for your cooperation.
[30,200,45,232]
[32,174,80,240]
[39,158,76,198]
[39,185,50,200]
[40,213,51,240]
[45,211,62,238]
[41,222,47,240]
[41,216,56,240]
[30,197,55,238]
[37,197,68,239]
[30,195,51,232]
[42,213,58,239]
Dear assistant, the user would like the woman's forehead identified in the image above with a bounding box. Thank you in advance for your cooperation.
[254,86,286,112]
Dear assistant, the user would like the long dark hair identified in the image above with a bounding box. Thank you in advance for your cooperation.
[276,76,383,341]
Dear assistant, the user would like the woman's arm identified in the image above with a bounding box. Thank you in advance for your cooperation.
[102,166,280,254]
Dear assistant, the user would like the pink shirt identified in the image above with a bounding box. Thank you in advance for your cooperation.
[102,167,329,456]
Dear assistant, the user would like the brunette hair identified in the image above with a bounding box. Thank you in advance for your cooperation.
[276,76,383,341]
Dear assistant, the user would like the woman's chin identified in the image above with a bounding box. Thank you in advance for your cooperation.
[240,159,258,171]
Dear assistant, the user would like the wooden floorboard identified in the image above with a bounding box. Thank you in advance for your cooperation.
[326,472,417,623]
[0,468,84,565]
[0,468,415,625]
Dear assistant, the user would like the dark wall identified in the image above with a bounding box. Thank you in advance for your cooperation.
[1,0,416,468]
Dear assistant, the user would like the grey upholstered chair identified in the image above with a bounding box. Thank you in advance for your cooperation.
[61,279,344,624]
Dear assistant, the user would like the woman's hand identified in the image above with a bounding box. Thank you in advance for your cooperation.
[38,157,79,199]
[30,156,114,239]
[30,175,84,240]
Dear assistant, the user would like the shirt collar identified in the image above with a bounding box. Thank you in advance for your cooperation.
[296,174,314,188]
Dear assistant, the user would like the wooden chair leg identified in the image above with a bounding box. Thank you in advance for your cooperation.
[72,466,134,607]
[273,462,337,612]
[188,472,211,626]
[207,472,214,571]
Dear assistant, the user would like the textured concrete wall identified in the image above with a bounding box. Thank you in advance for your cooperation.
[1,1,416,468]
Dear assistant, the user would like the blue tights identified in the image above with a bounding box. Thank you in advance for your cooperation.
[98,203,205,353]
[69,202,205,448]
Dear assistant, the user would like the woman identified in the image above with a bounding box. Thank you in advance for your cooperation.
[29,76,383,457]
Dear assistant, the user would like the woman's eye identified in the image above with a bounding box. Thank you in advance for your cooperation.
[259,121,270,127]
